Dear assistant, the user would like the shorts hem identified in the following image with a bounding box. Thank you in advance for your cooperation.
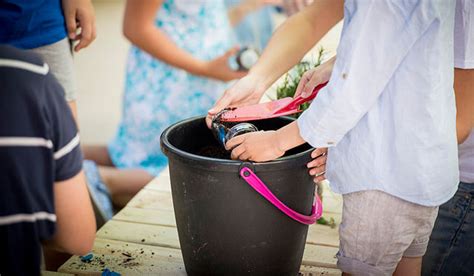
[337,255,390,276]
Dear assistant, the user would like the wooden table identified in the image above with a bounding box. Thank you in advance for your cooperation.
[59,170,343,275]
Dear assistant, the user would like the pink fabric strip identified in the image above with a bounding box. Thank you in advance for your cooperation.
[240,167,323,225]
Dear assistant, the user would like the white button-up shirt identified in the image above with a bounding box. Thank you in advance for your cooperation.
[298,0,459,206]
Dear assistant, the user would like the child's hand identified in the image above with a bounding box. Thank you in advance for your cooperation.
[307,148,327,182]
[62,0,96,52]
[206,74,268,128]
[202,46,247,82]
[294,56,335,98]
[226,131,285,162]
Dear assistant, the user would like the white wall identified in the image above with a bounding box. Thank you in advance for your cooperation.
[75,1,128,144]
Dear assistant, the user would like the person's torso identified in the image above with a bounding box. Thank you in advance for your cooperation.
[0,46,57,276]
[0,0,66,49]
[154,0,234,60]
[326,0,458,206]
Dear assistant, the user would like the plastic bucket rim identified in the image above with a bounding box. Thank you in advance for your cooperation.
[160,116,313,172]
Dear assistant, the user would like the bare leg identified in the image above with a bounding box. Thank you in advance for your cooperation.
[83,145,114,166]
[393,256,422,276]
[82,144,153,206]
[98,166,154,207]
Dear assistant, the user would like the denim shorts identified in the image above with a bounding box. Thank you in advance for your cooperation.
[422,182,474,276]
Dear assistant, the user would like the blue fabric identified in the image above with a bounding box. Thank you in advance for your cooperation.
[422,182,474,276]
[83,160,114,221]
[108,0,234,176]
[225,0,276,51]
[0,0,66,49]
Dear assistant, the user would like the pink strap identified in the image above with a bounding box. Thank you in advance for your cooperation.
[240,167,322,225]
[275,81,329,113]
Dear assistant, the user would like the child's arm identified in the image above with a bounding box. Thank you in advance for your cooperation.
[226,120,304,162]
[207,0,343,125]
[123,0,245,82]
[62,0,96,52]
[455,68,474,144]
[225,56,336,162]
[44,171,96,255]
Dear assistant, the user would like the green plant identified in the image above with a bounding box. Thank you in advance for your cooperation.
[276,47,326,118]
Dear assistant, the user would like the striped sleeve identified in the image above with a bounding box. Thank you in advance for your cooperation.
[44,72,83,181]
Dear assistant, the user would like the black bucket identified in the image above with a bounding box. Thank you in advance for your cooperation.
[161,116,316,275]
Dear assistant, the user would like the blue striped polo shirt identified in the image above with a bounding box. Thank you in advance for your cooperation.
[0,45,82,276]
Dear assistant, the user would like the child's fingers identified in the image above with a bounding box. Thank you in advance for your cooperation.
[223,45,240,59]
[238,151,251,161]
[65,11,77,39]
[313,174,326,183]
[311,147,327,158]
[230,144,246,160]
[208,88,236,115]
[302,72,324,98]
[309,164,326,176]
[226,134,246,151]
[307,154,327,169]
[74,12,94,51]
[294,71,311,98]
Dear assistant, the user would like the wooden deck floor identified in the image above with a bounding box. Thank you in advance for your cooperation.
[59,170,343,275]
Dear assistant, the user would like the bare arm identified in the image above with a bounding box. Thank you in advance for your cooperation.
[44,171,96,255]
[250,0,343,89]
[455,68,474,144]
[207,0,343,118]
[123,0,244,81]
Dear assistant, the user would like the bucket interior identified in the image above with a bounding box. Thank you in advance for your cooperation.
[167,117,312,160]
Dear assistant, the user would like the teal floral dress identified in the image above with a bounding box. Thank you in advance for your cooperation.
[108,0,234,176]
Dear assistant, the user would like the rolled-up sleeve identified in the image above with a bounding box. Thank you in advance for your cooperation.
[298,0,438,148]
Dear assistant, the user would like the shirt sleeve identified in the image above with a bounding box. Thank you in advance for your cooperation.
[43,73,83,181]
[297,0,439,148]
[454,0,474,69]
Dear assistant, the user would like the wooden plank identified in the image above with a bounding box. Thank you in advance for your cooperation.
[58,238,186,275]
[97,220,338,269]
[113,207,176,227]
[299,265,341,276]
[126,189,174,211]
[59,238,339,275]
[144,174,171,192]
[302,243,338,269]
[97,220,180,249]
[115,205,339,248]
[41,271,74,276]
[307,223,339,248]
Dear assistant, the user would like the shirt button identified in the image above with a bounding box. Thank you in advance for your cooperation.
[342,73,347,79]
[327,141,334,145]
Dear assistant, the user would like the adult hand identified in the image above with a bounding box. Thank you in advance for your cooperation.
[206,74,268,128]
[294,56,335,98]
[202,46,247,82]
[62,0,96,52]
[226,131,285,162]
[307,148,327,182]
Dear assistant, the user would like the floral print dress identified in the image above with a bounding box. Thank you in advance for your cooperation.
[108,0,234,176]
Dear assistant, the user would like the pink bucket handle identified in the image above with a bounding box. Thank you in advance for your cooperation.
[240,166,322,225]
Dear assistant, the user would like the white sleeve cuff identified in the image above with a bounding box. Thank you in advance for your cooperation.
[297,105,343,148]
